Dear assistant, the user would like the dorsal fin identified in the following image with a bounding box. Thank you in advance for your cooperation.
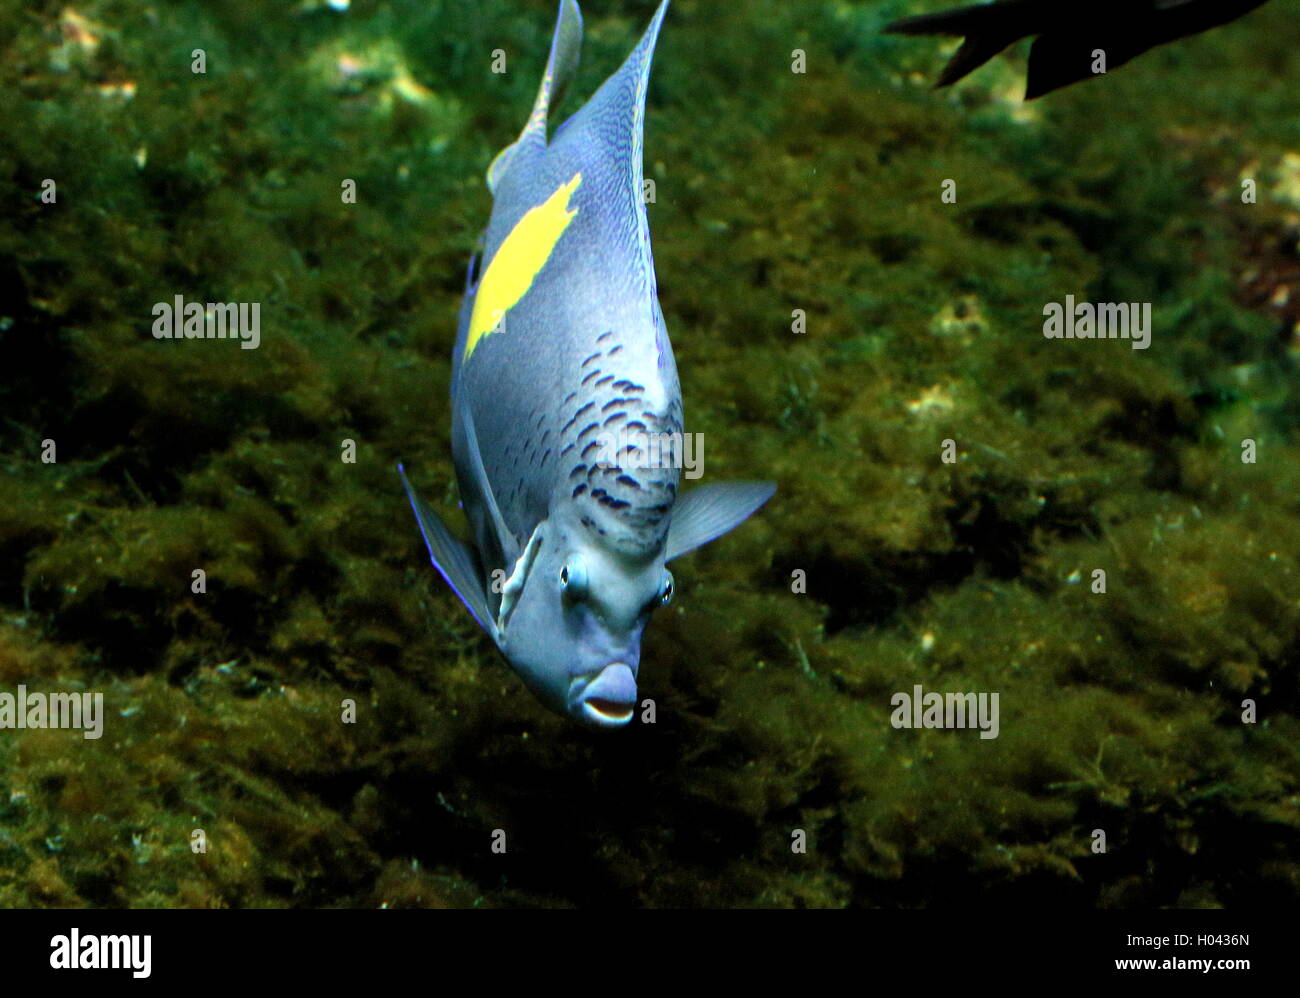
[487,0,584,193]
[557,1,668,299]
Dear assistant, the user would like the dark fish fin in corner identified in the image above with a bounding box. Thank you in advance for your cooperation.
[885,0,1041,88]
[1024,25,1156,100]
[1023,33,1107,100]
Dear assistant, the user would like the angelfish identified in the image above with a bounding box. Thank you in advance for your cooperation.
[399,0,775,728]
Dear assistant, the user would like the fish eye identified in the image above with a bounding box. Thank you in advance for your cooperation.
[559,557,589,600]
[660,571,674,607]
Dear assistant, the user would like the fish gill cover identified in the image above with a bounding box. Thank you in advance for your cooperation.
[0,0,1296,911]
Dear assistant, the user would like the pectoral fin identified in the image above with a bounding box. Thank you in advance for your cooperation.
[398,464,498,641]
[498,523,545,634]
[665,481,776,562]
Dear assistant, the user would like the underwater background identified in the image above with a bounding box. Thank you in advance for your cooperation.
[1,0,1298,908]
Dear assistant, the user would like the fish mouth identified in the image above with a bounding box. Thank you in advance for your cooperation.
[583,698,635,725]
[575,663,637,728]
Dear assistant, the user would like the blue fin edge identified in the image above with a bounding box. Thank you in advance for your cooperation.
[398,463,498,640]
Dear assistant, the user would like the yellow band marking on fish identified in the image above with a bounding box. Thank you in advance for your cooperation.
[464,172,582,362]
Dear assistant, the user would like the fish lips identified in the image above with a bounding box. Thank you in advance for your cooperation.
[569,662,638,728]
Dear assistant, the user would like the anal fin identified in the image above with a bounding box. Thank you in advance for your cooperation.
[487,0,584,192]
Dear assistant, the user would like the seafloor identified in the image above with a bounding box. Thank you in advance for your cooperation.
[1,0,1297,907]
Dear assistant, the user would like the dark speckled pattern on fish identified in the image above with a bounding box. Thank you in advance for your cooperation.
[561,330,682,556]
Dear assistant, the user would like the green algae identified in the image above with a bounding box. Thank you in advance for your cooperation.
[0,0,1298,908]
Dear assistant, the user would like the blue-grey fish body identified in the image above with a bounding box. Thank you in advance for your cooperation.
[400,0,774,727]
